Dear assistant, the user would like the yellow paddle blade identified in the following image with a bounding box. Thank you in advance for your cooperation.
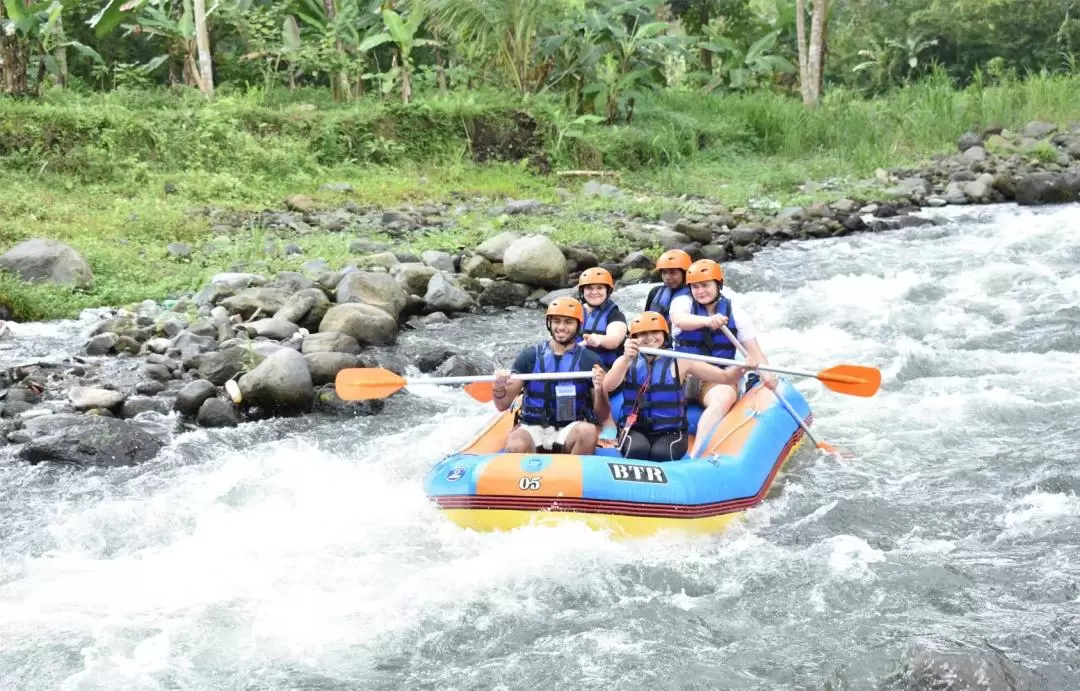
[463,381,495,403]
[334,368,407,400]
[817,365,881,397]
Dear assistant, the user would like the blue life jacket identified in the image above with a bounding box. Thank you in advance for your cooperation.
[674,296,738,360]
[580,299,623,368]
[619,356,686,433]
[518,343,595,427]
[646,284,690,321]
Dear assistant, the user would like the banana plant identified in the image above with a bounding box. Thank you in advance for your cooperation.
[358,0,437,103]
[700,29,795,91]
[2,0,102,95]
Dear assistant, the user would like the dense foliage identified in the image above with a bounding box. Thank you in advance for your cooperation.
[3,0,1079,108]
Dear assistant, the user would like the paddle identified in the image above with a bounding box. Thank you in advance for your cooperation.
[715,324,844,457]
[334,368,594,402]
[636,347,880,397]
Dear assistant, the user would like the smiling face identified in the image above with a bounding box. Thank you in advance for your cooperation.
[547,315,581,345]
[690,280,719,305]
[633,329,666,349]
[660,268,684,290]
[581,283,609,307]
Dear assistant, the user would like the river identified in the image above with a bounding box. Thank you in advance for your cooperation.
[1,203,1078,689]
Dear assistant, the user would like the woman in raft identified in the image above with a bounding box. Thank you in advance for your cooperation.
[603,311,756,462]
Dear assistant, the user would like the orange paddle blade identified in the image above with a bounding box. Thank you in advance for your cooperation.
[463,381,495,403]
[816,365,881,397]
[334,368,407,400]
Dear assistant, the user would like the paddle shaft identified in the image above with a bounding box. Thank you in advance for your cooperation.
[405,371,594,386]
[638,347,851,382]
[716,324,823,450]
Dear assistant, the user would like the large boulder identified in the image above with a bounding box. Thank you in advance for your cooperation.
[1015,172,1080,205]
[18,416,162,466]
[392,263,439,297]
[301,330,361,355]
[475,231,521,262]
[243,318,299,341]
[196,346,251,385]
[319,303,397,346]
[304,352,361,386]
[335,271,408,320]
[424,273,473,313]
[68,387,126,413]
[174,379,219,417]
[275,288,331,332]
[238,348,314,414]
[219,287,290,319]
[0,239,93,289]
[502,235,567,289]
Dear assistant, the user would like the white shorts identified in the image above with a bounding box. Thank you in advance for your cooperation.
[517,421,586,451]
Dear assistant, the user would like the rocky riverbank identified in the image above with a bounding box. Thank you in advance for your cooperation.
[1,120,1078,467]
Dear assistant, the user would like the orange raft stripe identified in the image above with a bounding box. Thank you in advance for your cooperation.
[476,454,584,499]
[432,418,807,520]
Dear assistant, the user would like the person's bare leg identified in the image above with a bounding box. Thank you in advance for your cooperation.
[563,423,599,455]
[505,427,537,453]
[692,384,738,454]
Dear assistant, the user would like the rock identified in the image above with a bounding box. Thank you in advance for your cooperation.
[171,332,217,359]
[209,272,265,290]
[504,199,541,215]
[304,352,361,386]
[462,254,495,279]
[478,281,530,308]
[285,194,316,212]
[244,318,299,341]
[174,379,219,417]
[136,380,167,396]
[959,146,986,164]
[276,288,331,333]
[120,396,173,419]
[842,215,867,232]
[302,331,360,355]
[890,177,931,198]
[68,387,125,413]
[363,252,399,269]
[673,220,713,244]
[424,273,473,313]
[319,303,397,346]
[622,251,654,270]
[167,242,193,259]
[335,271,409,320]
[730,224,763,246]
[421,250,455,273]
[434,353,497,378]
[1021,121,1057,140]
[475,231,521,262]
[621,268,651,284]
[139,363,172,382]
[145,337,172,355]
[962,174,995,202]
[0,239,93,289]
[1015,172,1079,205]
[957,132,982,151]
[561,247,599,270]
[943,182,969,205]
[320,182,354,193]
[18,416,162,466]
[196,398,240,428]
[581,181,622,198]
[219,287,289,319]
[926,197,948,207]
[266,271,315,294]
[85,333,119,355]
[831,199,857,214]
[197,347,250,385]
[238,348,314,414]
[502,235,568,289]
[392,263,439,296]
[312,385,385,417]
[539,287,577,306]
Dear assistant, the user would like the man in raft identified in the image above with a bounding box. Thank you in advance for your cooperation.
[670,258,777,438]
[643,249,692,322]
[492,297,610,455]
[604,312,754,461]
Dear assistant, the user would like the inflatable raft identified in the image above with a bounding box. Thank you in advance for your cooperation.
[424,379,811,537]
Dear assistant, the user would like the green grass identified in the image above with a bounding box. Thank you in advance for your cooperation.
[2,69,1079,320]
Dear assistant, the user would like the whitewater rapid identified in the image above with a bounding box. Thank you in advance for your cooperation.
[1,203,1078,689]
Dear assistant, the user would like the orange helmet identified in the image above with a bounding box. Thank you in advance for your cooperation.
[656,249,692,271]
[629,311,670,337]
[545,296,585,324]
[577,267,614,289]
[685,259,724,285]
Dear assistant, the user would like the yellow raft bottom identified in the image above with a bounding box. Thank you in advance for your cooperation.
[438,433,805,538]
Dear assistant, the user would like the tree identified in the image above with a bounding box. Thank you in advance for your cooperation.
[795,0,826,105]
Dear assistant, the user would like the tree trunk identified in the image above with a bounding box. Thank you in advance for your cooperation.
[0,4,29,96]
[795,0,812,106]
[807,0,828,105]
[53,15,68,88]
[434,42,448,92]
[192,0,214,98]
